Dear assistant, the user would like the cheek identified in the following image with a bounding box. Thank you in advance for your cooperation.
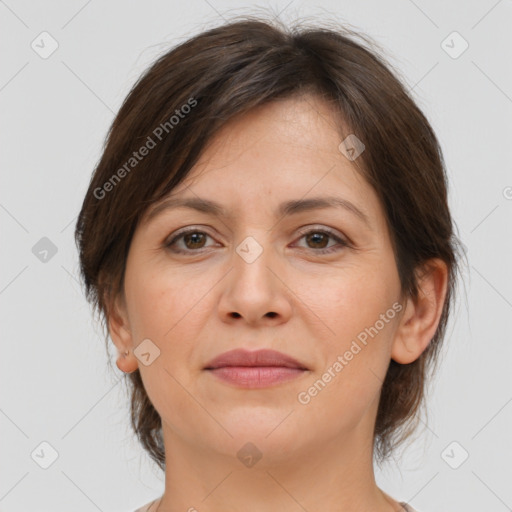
[124,277,169,341]
[125,266,203,340]
[125,269,205,427]
[305,260,400,383]
[297,279,398,428]
[298,265,395,339]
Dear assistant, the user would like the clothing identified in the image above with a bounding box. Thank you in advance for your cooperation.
[134,498,419,511]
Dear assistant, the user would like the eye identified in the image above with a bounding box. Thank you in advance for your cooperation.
[293,227,349,254]
[164,228,216,253]
[164,226,349,255]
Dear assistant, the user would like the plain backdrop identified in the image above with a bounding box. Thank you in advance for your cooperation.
[1,0,511,511]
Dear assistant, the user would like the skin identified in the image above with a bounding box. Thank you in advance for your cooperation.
[109,93,448,512]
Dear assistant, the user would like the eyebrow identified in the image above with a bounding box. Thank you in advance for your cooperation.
[144,195,372,228]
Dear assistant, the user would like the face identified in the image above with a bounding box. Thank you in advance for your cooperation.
[113,94,407,465]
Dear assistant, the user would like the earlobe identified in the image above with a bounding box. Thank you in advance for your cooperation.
[115,348,138,373]
[105,292,139,374]
[391,258,449,364]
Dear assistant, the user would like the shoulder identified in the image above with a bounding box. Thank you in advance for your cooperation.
[133,497,161,512]
[133,497,418,512]
[400,503,420,512]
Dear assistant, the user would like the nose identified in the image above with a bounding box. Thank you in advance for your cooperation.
[216,236,293,327]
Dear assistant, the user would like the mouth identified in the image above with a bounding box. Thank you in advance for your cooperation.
[204,348,309,389]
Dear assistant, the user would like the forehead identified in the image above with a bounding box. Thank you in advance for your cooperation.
[195,94,350,167]
[143,94,383,229]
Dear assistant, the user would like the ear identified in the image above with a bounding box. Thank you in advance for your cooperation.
[391,258,449,364]
[105,289,134,353]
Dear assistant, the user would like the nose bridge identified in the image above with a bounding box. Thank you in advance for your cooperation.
[232,232,274,290]
[217,229,292,324]
[235,233,267,267]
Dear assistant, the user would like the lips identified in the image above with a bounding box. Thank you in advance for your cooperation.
[204,348,309,389]
[204,348,308,370]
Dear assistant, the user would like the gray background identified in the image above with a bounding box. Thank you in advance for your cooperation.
[1,0,511,511]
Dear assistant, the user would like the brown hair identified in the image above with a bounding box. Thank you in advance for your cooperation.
[74,14,465,470]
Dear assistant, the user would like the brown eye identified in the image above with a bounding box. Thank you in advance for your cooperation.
[165,226,348,256]
[165,229,215,253]
[294,228,349,255]
[305,232,329,249]
[182,232,207,249]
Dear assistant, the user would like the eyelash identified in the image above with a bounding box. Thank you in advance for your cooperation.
[164,226,349,255]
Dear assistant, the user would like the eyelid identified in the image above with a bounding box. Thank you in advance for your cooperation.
[164,224,351,254]
[292,225,351,250]
[294,224,344,239]
[165,224,346,242]
[164,226,217,246]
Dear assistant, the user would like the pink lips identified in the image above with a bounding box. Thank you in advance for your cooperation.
[204,348,308,389]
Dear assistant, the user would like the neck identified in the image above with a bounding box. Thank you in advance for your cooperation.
[155,410,401,511]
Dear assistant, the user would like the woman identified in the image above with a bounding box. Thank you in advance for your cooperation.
[75,15,463,512]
